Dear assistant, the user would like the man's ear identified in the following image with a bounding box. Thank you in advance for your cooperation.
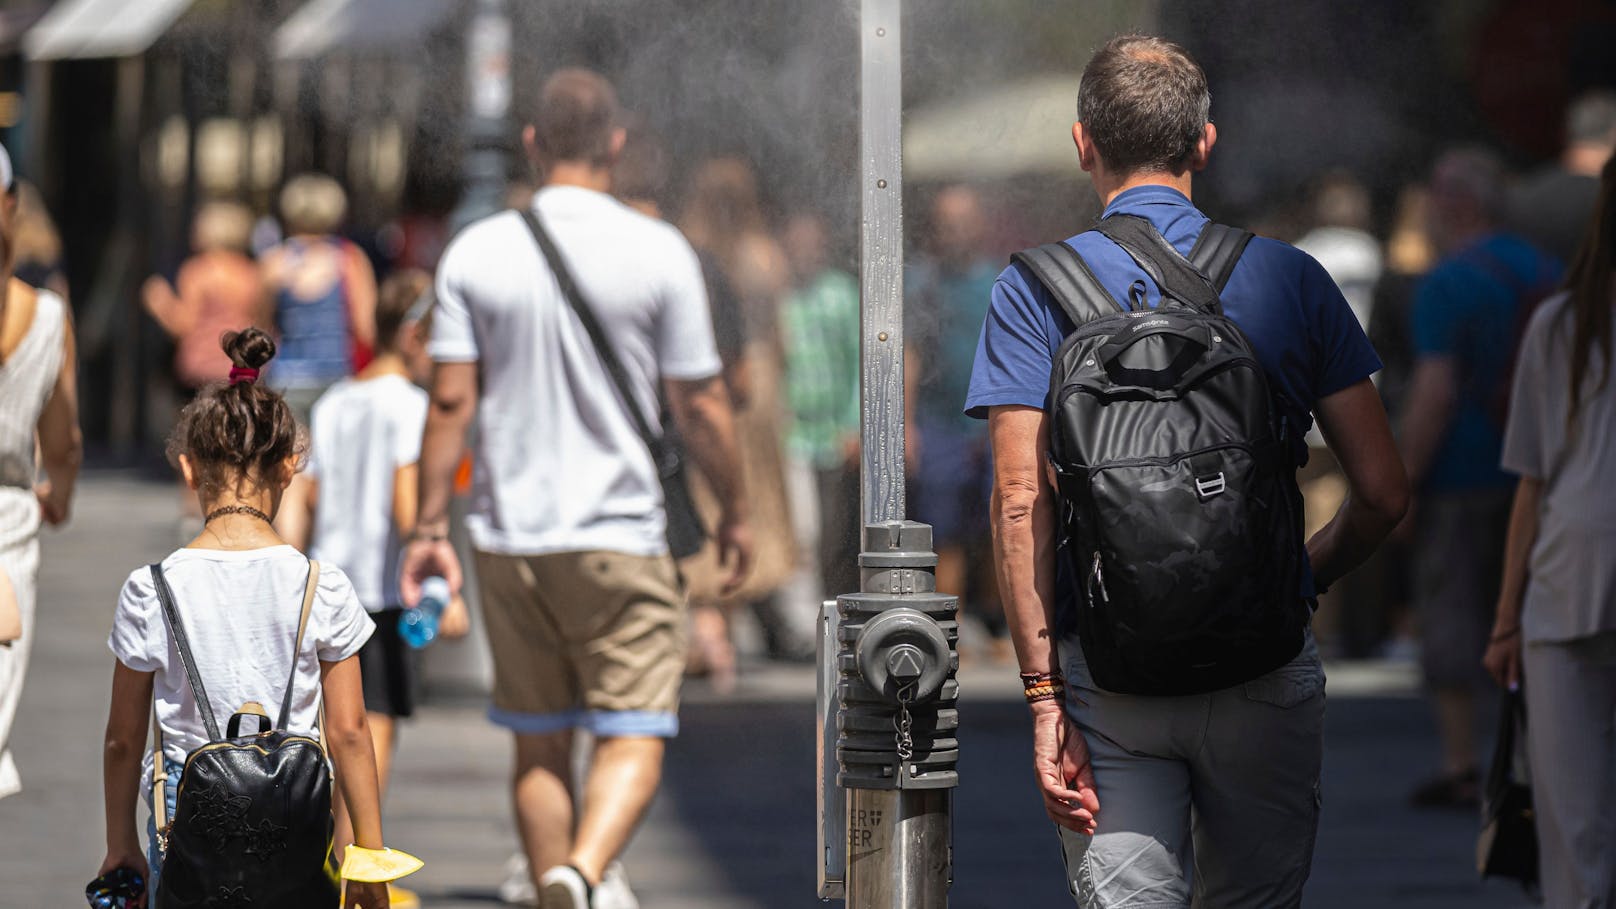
[1189,122,1217,173]
[178,454,199,491]
[1072,122,1098,174]
[606,127,627,165]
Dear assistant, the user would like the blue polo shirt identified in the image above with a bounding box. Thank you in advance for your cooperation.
[964,185,1382,609]
[1411,232,1561,493]
[965,185,1381,438]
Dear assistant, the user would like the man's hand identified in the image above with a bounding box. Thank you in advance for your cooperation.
[1031,701,1099,834]
[344,880,389,909]
[438,594,471,640]
[716,512,755,596]
[399,538,463,607]
[34,482,67,526]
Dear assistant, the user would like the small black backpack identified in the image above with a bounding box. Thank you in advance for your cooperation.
[149,560,340,909]
[1014,215,1308,695]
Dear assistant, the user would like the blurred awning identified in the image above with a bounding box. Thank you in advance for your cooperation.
[274,0,455,60]
[904,74,1082,181]
[24,0,193,60]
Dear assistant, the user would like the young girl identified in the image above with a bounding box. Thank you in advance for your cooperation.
[98,328,389,909]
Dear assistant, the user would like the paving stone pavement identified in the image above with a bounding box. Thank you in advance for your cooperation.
[1,475,1536,908]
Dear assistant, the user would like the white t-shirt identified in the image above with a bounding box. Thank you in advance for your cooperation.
[108,546,374,783]
[306,374,429,610]
[430,185,722,556]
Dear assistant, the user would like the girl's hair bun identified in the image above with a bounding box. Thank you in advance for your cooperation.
[221,327,277,371]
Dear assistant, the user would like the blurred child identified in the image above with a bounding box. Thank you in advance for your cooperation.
[303,270,466,902]
[98,328,389,908]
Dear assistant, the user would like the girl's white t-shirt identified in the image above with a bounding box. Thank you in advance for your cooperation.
[108,545,374,782]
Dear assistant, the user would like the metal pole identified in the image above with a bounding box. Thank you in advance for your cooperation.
[449,0,511,233]
[840,2,956,907]
[858,0,905,529]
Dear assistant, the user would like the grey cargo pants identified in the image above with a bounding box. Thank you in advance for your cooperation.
[1056,633,1326,909]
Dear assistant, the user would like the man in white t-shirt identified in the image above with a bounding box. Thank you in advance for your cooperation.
[400,68,751,909]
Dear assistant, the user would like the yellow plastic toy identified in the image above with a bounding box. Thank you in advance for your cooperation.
[339,846,425,883]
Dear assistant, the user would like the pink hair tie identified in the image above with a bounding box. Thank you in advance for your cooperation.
[228,367,260,385]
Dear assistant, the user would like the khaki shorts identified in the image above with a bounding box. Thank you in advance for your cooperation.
[475,549,686,738]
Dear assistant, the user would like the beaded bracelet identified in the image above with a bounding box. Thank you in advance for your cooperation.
[1021,671,1066,704]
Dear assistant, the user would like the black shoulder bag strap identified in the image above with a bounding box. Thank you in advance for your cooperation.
[1096,214,1226,314]
[1009,240,1124,329]
[518,208,665,462]
[517,208,706,558]
[1187,222,1255,293]
[150,563,221,743]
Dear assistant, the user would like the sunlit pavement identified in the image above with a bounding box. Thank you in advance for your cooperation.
[4,475,1533,908]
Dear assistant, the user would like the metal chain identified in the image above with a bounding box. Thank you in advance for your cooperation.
[894,682,916,762]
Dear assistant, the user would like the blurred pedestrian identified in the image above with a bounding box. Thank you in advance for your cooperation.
[1509,90,1616,266]
[907,184,1006,659]
[11,180,68,301]
[303,269,463,909]
[1399,147,1561,809]
[1294,170,1381,334]
[0,143,81,801]
[1486,154,1616,909]
[98,329,389,908]
[614,129,761,682]
[969,36,1406,906]
[400,68,751,909]
[679,157,806,670]
[142,200,263,393]
[260,173,378,422]
[780,210,861,610]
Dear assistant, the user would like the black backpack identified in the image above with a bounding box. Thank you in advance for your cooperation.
[149,560,340,909]
[1013,215,1308,695]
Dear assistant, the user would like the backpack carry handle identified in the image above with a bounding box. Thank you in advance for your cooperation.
[226,702,273,739]
[1096,317,1213,390]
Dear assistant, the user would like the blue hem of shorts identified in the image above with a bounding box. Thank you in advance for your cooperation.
[487,707,679,738]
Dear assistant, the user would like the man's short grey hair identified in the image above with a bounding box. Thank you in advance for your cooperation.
[1567,90,1616,147]
[1076,34,1211,175]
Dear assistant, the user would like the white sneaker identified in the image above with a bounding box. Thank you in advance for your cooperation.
[594,862,639,909]
[538,865,592,909]
[499,853,537,906]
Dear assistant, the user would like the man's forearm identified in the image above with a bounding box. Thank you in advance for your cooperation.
[416,411,465,532]
[672,381,746,517]
[992,486,1060,676]
[1306,493,1399,591]
[1397,361,1456,489]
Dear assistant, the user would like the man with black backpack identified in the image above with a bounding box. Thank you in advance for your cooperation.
[966,35,1409,907]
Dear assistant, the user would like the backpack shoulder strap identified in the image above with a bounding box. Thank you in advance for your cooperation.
[150,563,221,742]
[1009,240,1122,329]
[1187,222,1255,293]
[276,560,320,729]
[1096,214,1223,313]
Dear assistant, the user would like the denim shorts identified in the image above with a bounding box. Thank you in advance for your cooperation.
[144,758,182,900]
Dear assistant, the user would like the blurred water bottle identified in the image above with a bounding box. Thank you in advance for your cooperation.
[399,577,450,649]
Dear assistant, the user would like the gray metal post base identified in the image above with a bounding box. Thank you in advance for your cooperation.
[847,788,951,908]
[829,521,958,905]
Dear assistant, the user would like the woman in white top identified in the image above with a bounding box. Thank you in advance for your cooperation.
[0,141,80,801]
[1486,154,1616,908]
[99,328,389,908]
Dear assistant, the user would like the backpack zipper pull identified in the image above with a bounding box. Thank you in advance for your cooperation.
[1090,551,1110,605]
